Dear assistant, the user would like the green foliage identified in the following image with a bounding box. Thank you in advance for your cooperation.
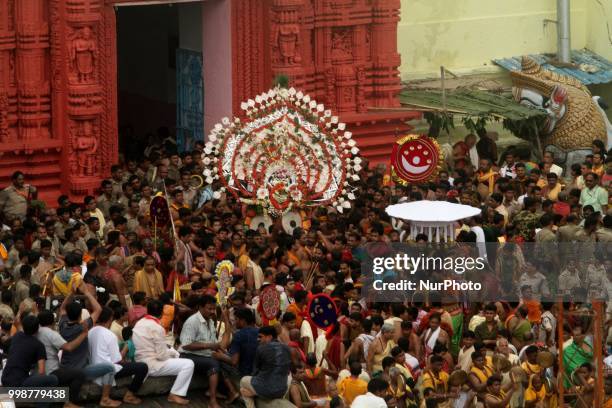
[273,74,290,89]
[502,116,547,142]
[461,115,496,135]
[424,112,454,138]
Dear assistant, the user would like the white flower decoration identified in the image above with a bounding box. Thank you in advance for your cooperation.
[203,169,212,177]
[240,102,248,110]
[309,100,317,109]
[209,134,217,142]
[256,188,268,200]
[303,95,311,103]
[214,124,223,131]
[347,192,356,200]
[353,164,362,172]
[289,88,297,96]
[338,123,346,131]
[331,116,339,124]
[351,174,360,181]
[296,91,304,100]
[290,189,302,202]
[351,147,359,155]
[316,104,324,112]
[347,139,356,147]
[247,99,256,107]
[205,176,213,184]
[344,131,352,139]
[353,157,362,164]
[213,191,221,199]
[342,201,351,209]
[336,206,344,213]
[222,117,230,125]
[204,147,212,155]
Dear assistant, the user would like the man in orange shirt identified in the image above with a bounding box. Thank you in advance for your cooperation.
[337,361,368,404]
[286,290,308,329]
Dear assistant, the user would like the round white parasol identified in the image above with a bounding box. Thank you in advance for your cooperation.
[385,200,481,242]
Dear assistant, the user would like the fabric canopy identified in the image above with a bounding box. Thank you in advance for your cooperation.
[386,201,481,222]
[386,201,481,242]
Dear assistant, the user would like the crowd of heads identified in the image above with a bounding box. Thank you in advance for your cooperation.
[0,132,608,406]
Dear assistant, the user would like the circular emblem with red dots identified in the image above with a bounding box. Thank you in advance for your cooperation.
[390,134,442,184]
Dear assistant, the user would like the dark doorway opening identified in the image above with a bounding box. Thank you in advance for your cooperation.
[116,2,203,159]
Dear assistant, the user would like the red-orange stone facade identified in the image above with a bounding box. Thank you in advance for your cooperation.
[0,0,418,204]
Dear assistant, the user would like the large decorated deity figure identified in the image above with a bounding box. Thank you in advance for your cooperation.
[200,87,361,220]
[510,56,612,152]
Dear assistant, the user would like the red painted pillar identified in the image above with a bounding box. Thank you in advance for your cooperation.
[15,0,51,142]
[0,1,17,144]
[49,0,117,199]
[370,0,402,108]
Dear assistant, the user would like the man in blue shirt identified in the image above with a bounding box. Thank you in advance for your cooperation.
[239,326,291,408]
[228,307,259,376]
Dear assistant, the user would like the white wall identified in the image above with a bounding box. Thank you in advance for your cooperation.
[202,0,232,135]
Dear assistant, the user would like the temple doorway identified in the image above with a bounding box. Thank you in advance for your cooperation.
[116,1,204,159]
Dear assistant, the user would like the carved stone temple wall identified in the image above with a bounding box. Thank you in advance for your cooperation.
[0,0,417,203]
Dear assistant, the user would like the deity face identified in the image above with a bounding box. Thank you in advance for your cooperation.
[82,27,92,39]
[515,85,568,135]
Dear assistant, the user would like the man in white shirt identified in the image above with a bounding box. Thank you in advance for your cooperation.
[465,134,479,169]
[543,151,563,177]
[351,378,389,408]
[89,306,148,405]
[499,151,517,179]
[467,217,487,260]
[179,295,238,408]
[37,309,88,408]
[133,300,195,405]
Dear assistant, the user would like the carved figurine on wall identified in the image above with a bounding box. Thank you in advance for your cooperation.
[75,120,98,176]
[0,93,8,143]
[275,24,301,65]
[331,29,353,60]
[70,26,97,83]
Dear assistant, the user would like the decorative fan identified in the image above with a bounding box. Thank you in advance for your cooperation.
[201,87,360,216]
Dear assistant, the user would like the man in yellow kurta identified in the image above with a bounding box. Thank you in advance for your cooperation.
[134,256,165,299]
[52,253,84,297]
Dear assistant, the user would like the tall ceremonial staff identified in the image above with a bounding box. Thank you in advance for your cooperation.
[161,181,183,303]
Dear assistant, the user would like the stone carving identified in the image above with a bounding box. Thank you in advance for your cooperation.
[0,0,410,203]
[331,28,353,60]
[356,66,367,113]
[70,26,97,83]
[511,57,611,151]
[0,93,8,142]
[275,24,301,65]
[74,119,98,176]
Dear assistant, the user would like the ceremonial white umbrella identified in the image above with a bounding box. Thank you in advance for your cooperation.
[385,200,481,242]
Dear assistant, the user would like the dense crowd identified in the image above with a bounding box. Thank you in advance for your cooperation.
[0,132,609,408]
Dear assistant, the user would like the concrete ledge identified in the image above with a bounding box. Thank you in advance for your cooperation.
[80,374,296,408]
[80,374,208,400]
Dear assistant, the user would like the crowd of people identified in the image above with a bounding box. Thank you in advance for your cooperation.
[0,132,608,408]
